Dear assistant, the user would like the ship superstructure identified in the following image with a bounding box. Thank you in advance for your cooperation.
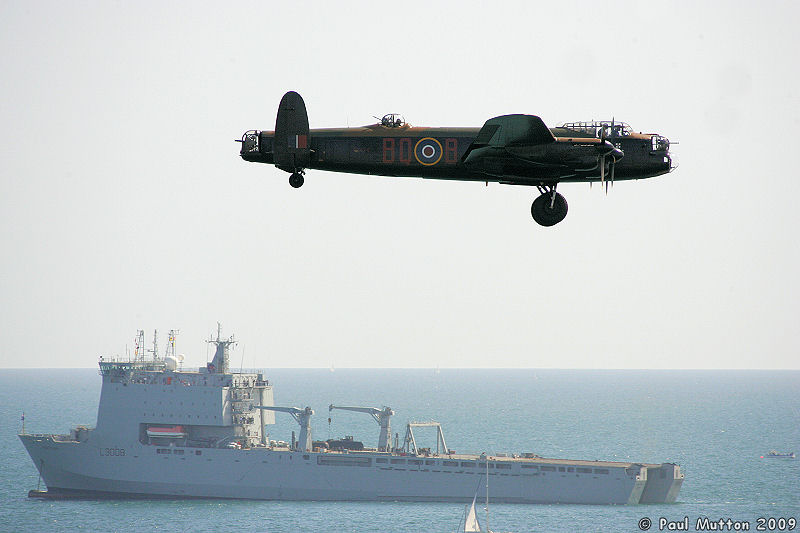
[19,329,683,504]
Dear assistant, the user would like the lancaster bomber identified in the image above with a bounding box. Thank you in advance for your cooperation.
[239,91,674,226]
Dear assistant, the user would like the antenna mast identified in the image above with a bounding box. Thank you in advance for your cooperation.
[148,329,159,361]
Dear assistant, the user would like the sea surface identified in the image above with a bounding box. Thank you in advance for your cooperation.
[1,368,798,532]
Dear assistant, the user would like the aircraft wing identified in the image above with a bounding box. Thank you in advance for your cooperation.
[462,114,555,162]
[461,114,574,182]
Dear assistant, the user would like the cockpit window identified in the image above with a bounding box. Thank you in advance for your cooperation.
[559,121,632,138]
[651,135,669,152]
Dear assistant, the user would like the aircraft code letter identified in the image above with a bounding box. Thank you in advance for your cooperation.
[445,139,458,163]
[382,139,394,163]
[398,138,412,164]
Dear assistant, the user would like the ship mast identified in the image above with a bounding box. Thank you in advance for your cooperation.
[485,455,490,533]
[166,329,180,358]
[134,330,145,363]
[206,323,236,374]
[148,329,159,361]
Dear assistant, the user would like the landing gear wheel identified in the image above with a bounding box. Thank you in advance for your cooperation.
[531,192,568,226]
[289,173,304,188]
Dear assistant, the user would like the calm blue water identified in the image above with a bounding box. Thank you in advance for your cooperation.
[1,369,798,532]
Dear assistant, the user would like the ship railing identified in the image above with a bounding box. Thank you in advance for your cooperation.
[99,359,166,377]
[21,433,77,442]
[231,392,253,401]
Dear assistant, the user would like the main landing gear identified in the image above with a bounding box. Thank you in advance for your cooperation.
[289,172,305,188]
[531,185,568,226]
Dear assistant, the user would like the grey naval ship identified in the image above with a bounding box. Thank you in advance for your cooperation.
[20,328,683,504]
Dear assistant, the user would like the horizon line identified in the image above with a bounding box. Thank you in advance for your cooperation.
[1,366,798,371]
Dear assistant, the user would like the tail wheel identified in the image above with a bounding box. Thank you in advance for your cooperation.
[531,192,568,226]
[289,173,305,188]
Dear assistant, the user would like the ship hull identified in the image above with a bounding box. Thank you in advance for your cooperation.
[20,434,681,505]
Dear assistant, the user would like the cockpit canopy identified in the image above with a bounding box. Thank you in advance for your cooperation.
[558,121,633,138]
[379,114,405,128]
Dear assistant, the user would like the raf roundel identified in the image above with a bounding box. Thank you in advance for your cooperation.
[414,137,443,166]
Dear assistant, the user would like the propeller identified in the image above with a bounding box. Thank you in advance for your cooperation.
[596,119,622,193]
[598,126,609,189]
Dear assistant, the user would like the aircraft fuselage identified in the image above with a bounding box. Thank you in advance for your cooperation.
[240,125,671,185]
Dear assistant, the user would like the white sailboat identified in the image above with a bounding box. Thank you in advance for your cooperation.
[461,493,486,532]
[456,459,495,533]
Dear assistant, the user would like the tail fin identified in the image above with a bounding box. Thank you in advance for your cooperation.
[273,91,310,172]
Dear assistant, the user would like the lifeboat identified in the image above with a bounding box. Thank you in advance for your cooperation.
[146,425,187,439]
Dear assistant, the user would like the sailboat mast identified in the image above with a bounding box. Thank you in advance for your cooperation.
[485,455,489,533]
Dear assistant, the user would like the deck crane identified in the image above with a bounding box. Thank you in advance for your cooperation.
[254,405,314,452]
[328,404,394,452]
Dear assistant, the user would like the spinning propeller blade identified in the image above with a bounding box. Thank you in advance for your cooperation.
[600,154,606,186]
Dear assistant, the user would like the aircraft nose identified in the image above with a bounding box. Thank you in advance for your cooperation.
[667,152,677,172]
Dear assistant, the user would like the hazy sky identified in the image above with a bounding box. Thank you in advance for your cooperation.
[2,1,798,369]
